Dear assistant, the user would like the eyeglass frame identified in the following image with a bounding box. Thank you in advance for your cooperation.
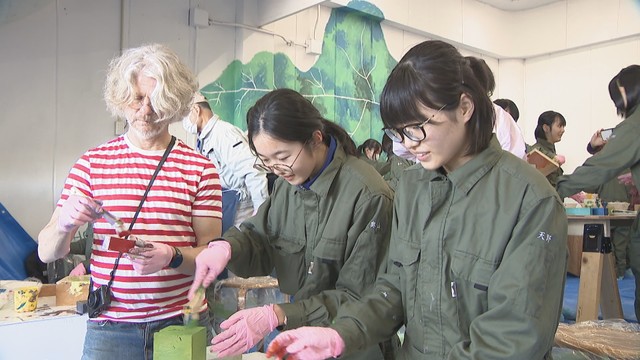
[382,103,448,143]
[128,95,154,112]
[252,140,309,176]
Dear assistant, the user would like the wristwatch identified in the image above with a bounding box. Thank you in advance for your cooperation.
[169,246,183,268]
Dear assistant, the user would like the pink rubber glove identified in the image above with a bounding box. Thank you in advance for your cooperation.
[188,241,231,300]
[570,191,586,204]
[128,242,174,275]
[211,304,279,357]
[555,154,566,165]
[618,172,635,186]
[69,263,87,276]
[58,194,102,232]
[266,327,345,360]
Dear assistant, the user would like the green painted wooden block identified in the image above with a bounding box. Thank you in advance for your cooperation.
[153,325,206,360]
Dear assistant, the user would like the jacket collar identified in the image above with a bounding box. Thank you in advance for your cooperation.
[302,140,345,197]
[198,114,219,143]
[534,137,556,153]
[440,136,503,196]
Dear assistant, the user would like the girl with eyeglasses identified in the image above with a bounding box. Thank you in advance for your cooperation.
[266,40,568,360]
[189,88,396,359]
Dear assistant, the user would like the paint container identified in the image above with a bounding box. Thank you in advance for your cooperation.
[13,285,41,312]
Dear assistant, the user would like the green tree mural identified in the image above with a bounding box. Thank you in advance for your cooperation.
[200,1,397,146]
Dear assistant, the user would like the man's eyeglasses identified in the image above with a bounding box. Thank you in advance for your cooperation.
[253,141,308,177]
[128,95,153,112]
[383,103,447,143]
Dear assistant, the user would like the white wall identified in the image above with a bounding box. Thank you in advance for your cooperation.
[1,0,639,240]
[0,0,237,239]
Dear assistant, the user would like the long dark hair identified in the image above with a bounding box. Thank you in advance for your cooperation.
[609,64,640,118]
[246,88,356,156]
[380,40,494,156]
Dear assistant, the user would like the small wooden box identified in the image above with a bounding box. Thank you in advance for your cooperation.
[55,275,90,306]
[153,325,206,360]
[527,148,559,176]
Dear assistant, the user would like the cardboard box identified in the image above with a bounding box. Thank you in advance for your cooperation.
[39,284,57,297]
[55,275,90,306]
[527,148,559,176]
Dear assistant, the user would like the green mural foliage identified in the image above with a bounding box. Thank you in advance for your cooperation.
[200,1,397,146]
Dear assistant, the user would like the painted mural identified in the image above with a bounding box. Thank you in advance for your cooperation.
[200,1,396,146]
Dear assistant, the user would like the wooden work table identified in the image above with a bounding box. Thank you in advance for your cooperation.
[566,214,636,322]
[566,214,636,276]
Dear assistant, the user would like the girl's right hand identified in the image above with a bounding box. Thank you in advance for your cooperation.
[590,129,607,149]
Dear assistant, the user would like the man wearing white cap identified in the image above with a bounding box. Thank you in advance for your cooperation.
[183,92,268,235]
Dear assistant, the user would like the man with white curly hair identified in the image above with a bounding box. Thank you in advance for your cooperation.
[38,43,222,360]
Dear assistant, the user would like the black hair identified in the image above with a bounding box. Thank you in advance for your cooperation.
[493,98,520,122]
[380,40,494,156]
[195,101,211,111]
[381,134,393,157]
[608,64,640,118]
[356,139,382,157]
[534,110,566,140]
[246,88,356,156]
[466,56,495,97]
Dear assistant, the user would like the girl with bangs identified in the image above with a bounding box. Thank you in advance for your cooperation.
[266,40,568,360]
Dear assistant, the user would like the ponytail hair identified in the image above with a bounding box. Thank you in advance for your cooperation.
[322,119,356,155]
[534,110,566,141]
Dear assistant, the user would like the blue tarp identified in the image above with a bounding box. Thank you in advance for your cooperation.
[0,203,37,280]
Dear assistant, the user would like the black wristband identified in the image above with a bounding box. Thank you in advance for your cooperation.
[169,247,183,268]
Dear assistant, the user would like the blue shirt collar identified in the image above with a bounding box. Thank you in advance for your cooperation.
[299,136,337,190]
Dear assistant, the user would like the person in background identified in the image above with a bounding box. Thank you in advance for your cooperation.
[583,128,633,280]
[182,92,268,233]
[356,138,388,174]
[188,88,395,359]
[68,223,94,276]
[494,98,520,122]
[531,110,567,187]
[495,97,530,152]
[37,43,222,360]
[466,56,527,160]
[556,65,640,321]
[266,40,567,360]
[380,134,413,191]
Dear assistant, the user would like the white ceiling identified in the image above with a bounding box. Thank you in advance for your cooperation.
[476,0,565,11]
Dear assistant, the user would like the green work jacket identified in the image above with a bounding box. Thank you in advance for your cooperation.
[531,138,564,188]
[333,138,568,359]
[359,155,390,176]
[382,155,414,191]
[557,109,640,201]
[221,145,394,359]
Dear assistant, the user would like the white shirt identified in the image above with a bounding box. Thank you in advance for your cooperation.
[198,114,268,210]
[493,104,527,159]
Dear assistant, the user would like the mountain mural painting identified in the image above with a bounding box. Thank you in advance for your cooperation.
[200,1,397,146]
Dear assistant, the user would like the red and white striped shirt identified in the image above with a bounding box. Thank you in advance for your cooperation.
[58,135,221,322]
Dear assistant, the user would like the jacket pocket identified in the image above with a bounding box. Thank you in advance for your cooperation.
[389,240,420,323]
[271,236,306,294]
[312,237,345,264]
[450,250,497,337]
